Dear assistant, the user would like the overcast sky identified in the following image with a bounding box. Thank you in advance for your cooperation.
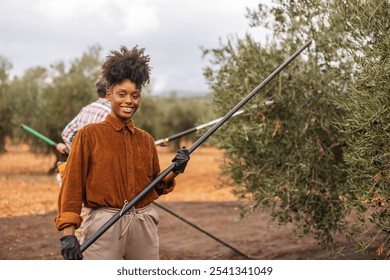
[0,0,268,95]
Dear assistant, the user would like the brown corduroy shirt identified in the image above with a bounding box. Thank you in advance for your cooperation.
[55,114,174,231]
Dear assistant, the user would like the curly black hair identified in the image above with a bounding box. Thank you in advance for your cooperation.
[101,45,151,90]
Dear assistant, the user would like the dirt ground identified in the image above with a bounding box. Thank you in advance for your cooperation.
[0,142,380,260]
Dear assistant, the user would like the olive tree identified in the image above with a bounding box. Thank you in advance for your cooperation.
[0,56,12,153]
[329,0,389,258]
[203,1,354,253]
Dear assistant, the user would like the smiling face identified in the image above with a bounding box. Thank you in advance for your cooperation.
[106,79,141,124]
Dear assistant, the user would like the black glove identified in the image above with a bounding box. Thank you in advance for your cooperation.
[60,235,83,260]
[172,146,190,174]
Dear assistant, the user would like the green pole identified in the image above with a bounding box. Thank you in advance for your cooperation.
[20,124,57,147]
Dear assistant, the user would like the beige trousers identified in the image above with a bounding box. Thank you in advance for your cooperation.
[75,206,90,240]
[79,204,159,260]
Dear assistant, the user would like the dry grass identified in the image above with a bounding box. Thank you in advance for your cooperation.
[157,146,235,202]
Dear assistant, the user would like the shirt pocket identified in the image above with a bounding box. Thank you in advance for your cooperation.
[136,147,154,179]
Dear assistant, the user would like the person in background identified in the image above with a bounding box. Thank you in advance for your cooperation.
[55,77,111,154]
[55,45,190,260]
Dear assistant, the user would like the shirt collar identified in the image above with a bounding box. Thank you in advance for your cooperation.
[106,114,135,134]
[97,97,111,106]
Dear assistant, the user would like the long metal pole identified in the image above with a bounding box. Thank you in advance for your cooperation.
[153,202,251,259]
[21,123,251,256]
[154,101,273,146]
[80,40,312,253]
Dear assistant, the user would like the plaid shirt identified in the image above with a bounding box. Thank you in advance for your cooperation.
[62,98,111,149]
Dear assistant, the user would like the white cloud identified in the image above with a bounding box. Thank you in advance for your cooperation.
[36,0,160,36]
[36,0,88,21]
[0,0,267,94]
[116,1,160,36]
